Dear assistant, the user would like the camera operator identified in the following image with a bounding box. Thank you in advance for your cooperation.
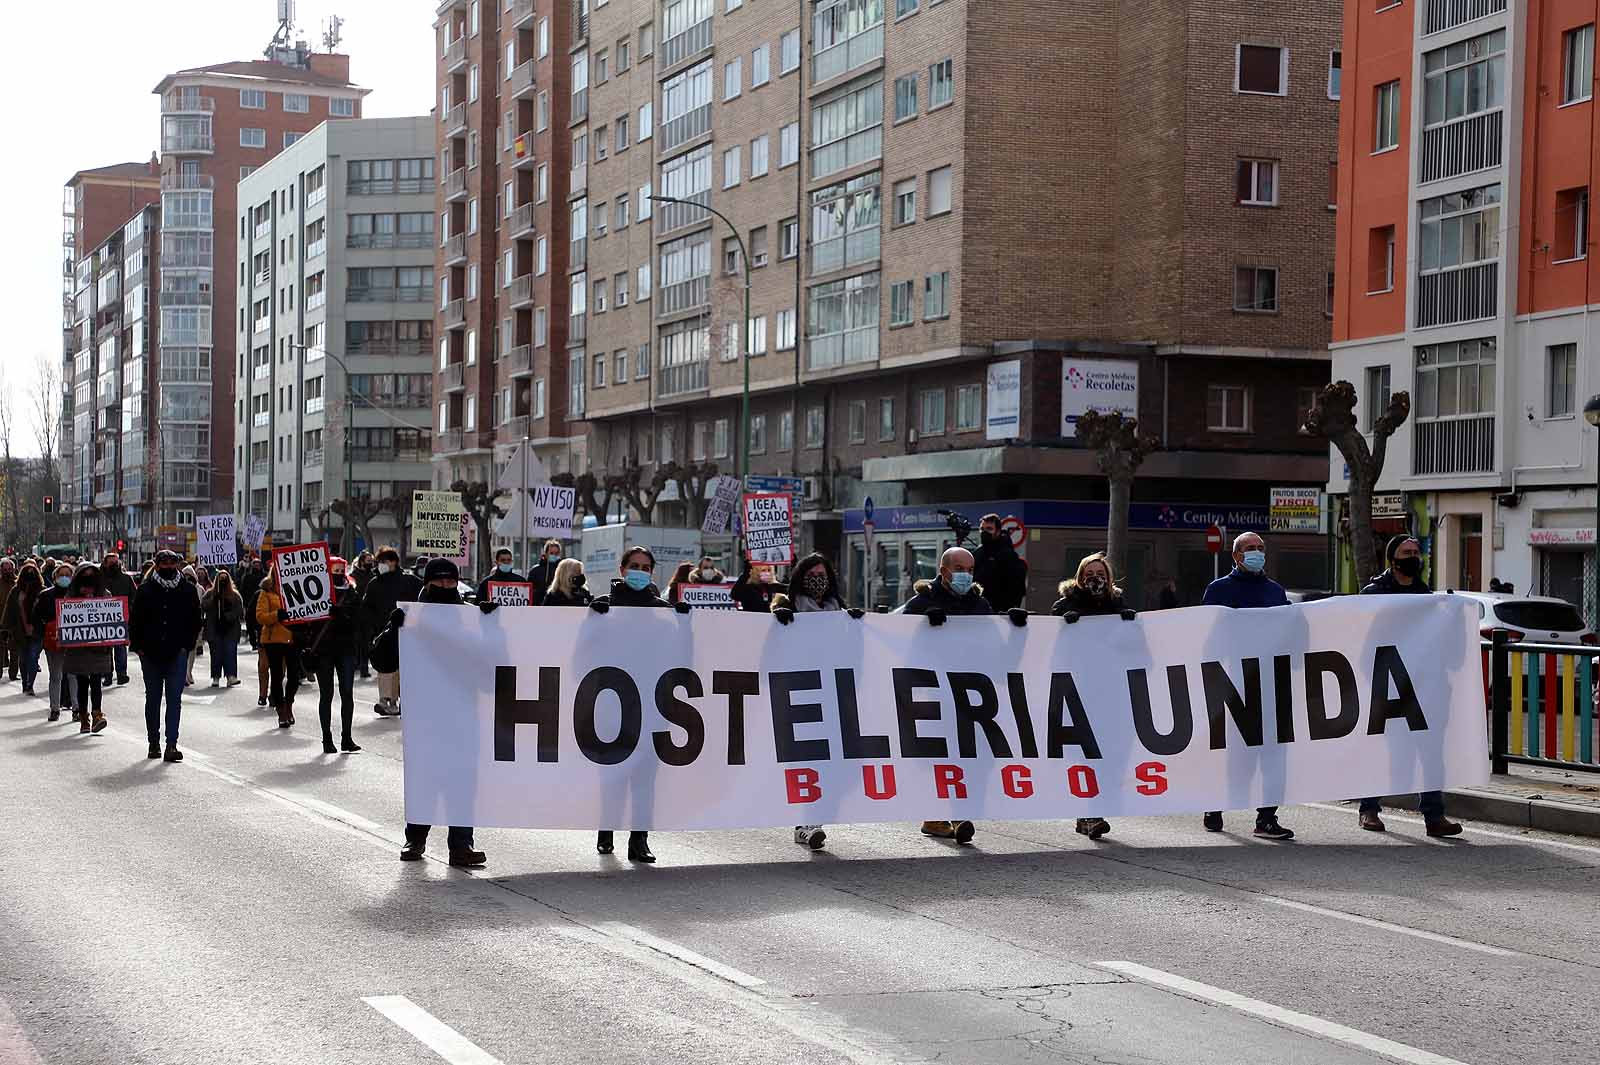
[971,513,1028,613]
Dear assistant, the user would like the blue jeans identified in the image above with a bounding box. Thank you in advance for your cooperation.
[20,638,42,691]
[209,638,239,680]
[142,653,187,746]
[113,644,128,680]
[1360,791,1445,820]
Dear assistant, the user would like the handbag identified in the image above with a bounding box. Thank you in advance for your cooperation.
[299,617,331,676]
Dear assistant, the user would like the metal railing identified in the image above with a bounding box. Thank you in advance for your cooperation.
[1413,415,1495,475]
[347,338,429,357]
[510,60,536,98]
[1415,261,1497,328]
[1485,633,1600,774]
[504,415,531,440]
[445,167,468,201]
[161,92,215,113]
[509,203,535,238]
[162,132,215,154]
[445,37,468,71]
[509,274,534,307]
[160,172,214,191]
[442,299,467,327]
[348,233,433,250]
[511,0,535,27]
[660,103,712,153]
[660,17,712,70]
[1420,111,1503,185]
[1424,0,1507,35]
[656,190,710,236]
[504,344,533,375]
[812,22,883,84]
[444,233,467,263]
[443,103,467,135]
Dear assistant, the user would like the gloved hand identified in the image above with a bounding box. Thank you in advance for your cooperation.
[846,607,865,620]
[478,601,499,615]
[388,608,406,629]
[926,607,947,627]
[1120,608,1138,621]
[674,601,691,615]
[1007,607,1028,628]
[277,609,289,622]
[773,606,794,625]
[1062,611,1080,624]
[589,599,610,615]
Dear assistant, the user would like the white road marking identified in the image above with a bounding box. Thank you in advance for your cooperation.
[1303,801,1600,855]
[1097,961,1474,1065]
[363,995,505,1065]
[598,922,768,988]
[1262,897,1520,957]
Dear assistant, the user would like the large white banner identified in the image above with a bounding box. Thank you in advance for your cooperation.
[398,596,1488,830]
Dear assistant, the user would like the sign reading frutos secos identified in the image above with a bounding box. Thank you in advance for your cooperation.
[1061,358,1138,438]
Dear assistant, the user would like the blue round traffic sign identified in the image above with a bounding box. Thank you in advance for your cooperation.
[863,496,875,522]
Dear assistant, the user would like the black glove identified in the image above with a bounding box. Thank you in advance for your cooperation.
[846,607,865,620]
[478,601,499,615]
[589,599,610,615]
[388,608,406,629]
[1120,608,1138,621]
[926,607,947,627]
[277,609,289,622]
[1062,611,1080,624]
[773,606,794,625]
[1008,607,1028,628]
[674,601,691,615]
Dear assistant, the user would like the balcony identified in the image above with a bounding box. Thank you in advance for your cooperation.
[811,227,880,277]
[512,0,536,28]
[509,203,535,239]
[659,276,710,316]
[571,89,588,124]
[443,102,467,138]
[567,313,587,345]
[161,92,215,114]
[161,131,214,155]
[504,414,531,440]
[659,356,709,398]
[305,238,327,262]
[511,132,537,170]
[444,233,468,265]
[438,430,490,454]
[1416,262,1498,329]
[160,172,214,192]
[442,298,467,327]
[254,267,273,290]
[510,60,536,99]
[509,274,535,308]
[1414,415,1495,475]
[253,316,273,335]
[569,237,587,271]
[504,344,533,376]
[348,338,429,357]
[442,363,467,392]
[305,449,324,468]
[254,218,273,242]
[659,104,712,154]
[307,290,327,312]
[570,162,587,196]
[1419,111,1503,185]
[660,17,712,71]
[159,285,211,307]
[572,0,589,42]
[251,458,270,476]
[656,191,710,236]
[445,167,468,202]
[1423,0,1507,36]
[445,37,468,73]
[813,23,884,86]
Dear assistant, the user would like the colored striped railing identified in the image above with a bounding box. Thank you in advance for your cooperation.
[1484,632,1600,775]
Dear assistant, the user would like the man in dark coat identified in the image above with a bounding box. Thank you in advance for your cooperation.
[475,547,526,603]
[526,538,564,604]
[972,513,1028,612]
[361,546,423,716]
[99,552,137,684]
[237,556,266,650]
[128,549,204,762]
[1357,535,1462,837]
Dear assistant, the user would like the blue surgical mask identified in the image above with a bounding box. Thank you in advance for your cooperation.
[624,570,651,592]
[1241,550,1266,574]
[948,572,974,595]
[55,576,71,589]
[497,562,512,573]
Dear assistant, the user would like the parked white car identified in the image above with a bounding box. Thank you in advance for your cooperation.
[1452,591,1596,645]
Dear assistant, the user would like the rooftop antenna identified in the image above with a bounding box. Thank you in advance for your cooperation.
[266,0,296,56]
[323,15,344,53]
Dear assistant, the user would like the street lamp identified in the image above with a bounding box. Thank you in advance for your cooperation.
[1584,394,1600,629]
[648,195,751,489]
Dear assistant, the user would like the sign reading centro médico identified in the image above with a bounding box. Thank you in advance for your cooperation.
[1061,357,1138,439]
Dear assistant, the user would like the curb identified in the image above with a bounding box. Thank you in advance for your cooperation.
[1381,788,1600,840]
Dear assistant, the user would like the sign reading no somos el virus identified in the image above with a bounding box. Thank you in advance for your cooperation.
[55,596,130,648]
[272,542,333,624]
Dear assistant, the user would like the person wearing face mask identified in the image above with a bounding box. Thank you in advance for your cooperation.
[1051,553,1138,840]
[62,563,116,735]
[361,545,423,716]
[902,546,1013,844]
[695,556,725,584]
[309,556,363,754]
[239,556,266,651]
[1356,536,1462,837]
[541,558,592,606]
[730,562,782,613]
[352,552,377,679]
[588,546,689,863]
[254,564,302,729]
[99,553,137,684]
[772,552,865,850]
[973,513,1029,613]
[200,570,245,687]
[128,550,204,761]
[370,557,488,868]
[35,562,80,723]
[475,547,526,604]
[1199,532,1295,840]
[527,538,564,605]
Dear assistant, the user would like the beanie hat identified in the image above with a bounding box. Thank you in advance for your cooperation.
[1385,534,1419,565]
[423,557,460,583]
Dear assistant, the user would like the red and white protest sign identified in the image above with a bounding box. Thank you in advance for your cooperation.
[272,541,333,624]
[55,596,130,648]
[486,581,533,606]
[742,492,795,564]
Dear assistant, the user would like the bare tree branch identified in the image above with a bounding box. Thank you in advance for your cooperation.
[1303,381,1411,585]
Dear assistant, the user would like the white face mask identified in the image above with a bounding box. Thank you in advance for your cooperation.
[377,562,393,575]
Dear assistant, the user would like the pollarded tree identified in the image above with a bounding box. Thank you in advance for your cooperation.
[1075,410,1159,583]
[451,480,505,575]
[1303,380,1410,586]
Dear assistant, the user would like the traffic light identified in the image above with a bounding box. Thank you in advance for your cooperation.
[115,539,127,553]
[42,495,55,514]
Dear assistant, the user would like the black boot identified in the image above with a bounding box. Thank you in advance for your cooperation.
[627,831,655,863]
[596,830,614,855]
[341,734,362,753]
[322,732,338,755]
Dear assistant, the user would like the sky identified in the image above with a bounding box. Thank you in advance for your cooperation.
[0,0,435,456]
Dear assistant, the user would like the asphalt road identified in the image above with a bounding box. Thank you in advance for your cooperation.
[1,646,1596,1065]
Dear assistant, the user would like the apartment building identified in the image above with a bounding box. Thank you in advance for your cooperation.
[432,0,578,506]
[1332,0,1600,614]
[233,117,438,552]
[59,161,161,555]
[149,46,367,546]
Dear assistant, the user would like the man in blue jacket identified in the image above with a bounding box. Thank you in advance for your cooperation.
[1199,531,1295,840]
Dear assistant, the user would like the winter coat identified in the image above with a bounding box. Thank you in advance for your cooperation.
[543,586,593,607]
[1361,570,1432,596]
[593,578,672,609]
[255,587,293,645]
[201,588,246,643]
[360,570,422,631]
[1202,568,1290,610]
[973,538,1029,613]
[1050,582,1129,618]
[307,579,362,658]
[475,568,527,603]
[127,576,204,662]
[101,567,137,602]
[1,581,40,642]
[730,576,779,613]
[900,578,994,617]
[527,557,561,604]
[237,566,264,609]
[0,573,13,642]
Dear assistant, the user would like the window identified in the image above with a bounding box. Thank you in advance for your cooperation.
[724,57,742,100]
[1564,25,1594,105]
[780,29,800,74]
[1325,271,1336,317]
[723,145,741,187]
[780,121,800,167]
[331,97,355,117]
[847,400,867,443]
[780,217,799,259]
[750,413,768,454]
[920,389,945,435]
[618,38,631,71]
[810,81,882,178]
[807,271,880,370]
[929,59,954,107]
[897,0,918,15]
[284,92,309,113]
[469,64,480,101]
[594,354,607,388]
[805,405,825,449]
[639,101,654,140]
[1368,225,1397,293]
[753,44,770,86]
[1328,50,1342,99]
[596,50,609,84]
[895,74,918,121]
[713,418,730,460]
[615,349,628,383]
[1233,266,1278,312]
[750,226,769,267]
[616,195,630,229]
[617,114,630,151]
[1236,158,1278,206]
[1414,338,1497,422]
[751,134,769,177]
[779,410,794,452]
[637,343,651,379]
[878,397,896,442]
[539,17,550,57]
[890,280,914,325]
[956,383,982,431]
[1557,187,1590,261]
[538,164,549,202]
[811,172,880,274]
[927,166,951,215]
[924,271,949,319]
[594,277,608,313]
[1206,385,1251,431]
[724,236,742,275]
[1236,44,1286,95]
[640,21,653,56]
[241,89,266,109]
[746,315,768,356]
[777,307,796,349]
[638,264,652,299]
[1548,343,1578,417]
[595,124,609,161]
[894,178,916,225]
[240,128,266,148]
[1423,30,1505,127]
[1375,79,1402,152]
[1418,184,1501,275]
[536,236,548,274]
[1364,365,1392,432]
[537,91,549,130]
[726,0,742,10]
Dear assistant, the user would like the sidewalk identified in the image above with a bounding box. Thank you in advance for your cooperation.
[1382,763,1600,838]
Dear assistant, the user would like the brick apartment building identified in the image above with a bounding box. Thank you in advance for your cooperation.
[439,0,1341,607]
[1331,0,1600,616]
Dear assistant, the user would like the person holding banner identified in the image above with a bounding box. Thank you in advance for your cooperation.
[1051,553,1139,841]
[588,545,691,863]
[35,562,79,723]
[311,557,363,755]
[128,550,204,762]
[62,563,116,735]
[730,563,781,613]
[100,553,137,685]
[254,565,302,729]
[475,547,526,604]
[362,546,422,717]
[540,558,591,607]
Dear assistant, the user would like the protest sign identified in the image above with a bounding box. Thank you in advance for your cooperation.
[272,542,332,623]
[411,490,467,555]
[241,514,267,555]
[55,597,129,648]
[524,485,576,536]
[398,595,1488,831]
[701,476,742,536]
[487,581,533,606]
[742,493,794,564]
[677,583,736,610]
[195,514,237,568]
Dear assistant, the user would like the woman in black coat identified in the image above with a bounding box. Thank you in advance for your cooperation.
[540,558,592,607]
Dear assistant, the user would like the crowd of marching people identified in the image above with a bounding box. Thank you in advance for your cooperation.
[0,514,1460,872]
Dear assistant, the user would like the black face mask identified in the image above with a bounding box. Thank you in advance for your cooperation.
[980,531,997,547]
[420,584,461,605]
[571,573,586,588]
[1394,556,1422,578]
[158,567,179,581]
